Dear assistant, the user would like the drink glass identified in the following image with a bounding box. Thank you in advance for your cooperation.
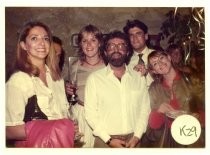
[67,78,78,105]
[67,57,78,105]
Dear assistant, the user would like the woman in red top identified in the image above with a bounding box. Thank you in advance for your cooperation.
[141,50,205,148]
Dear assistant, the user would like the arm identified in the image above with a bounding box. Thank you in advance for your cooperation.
[133,83,151,139]
[148,84,174,129]
[6,73,29,140]
[6,125,26,140]
[148,110,165,129]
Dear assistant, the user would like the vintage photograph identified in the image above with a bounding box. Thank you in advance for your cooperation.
[5,6,205,149]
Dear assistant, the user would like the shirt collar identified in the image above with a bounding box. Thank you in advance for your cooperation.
[31,65,50,78]
[134,46,149,56]
[105,64,132,77]
[45,65,50,73]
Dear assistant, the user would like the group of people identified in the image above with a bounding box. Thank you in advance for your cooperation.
[6,19,205,148]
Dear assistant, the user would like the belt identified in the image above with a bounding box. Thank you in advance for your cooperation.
[110,133,134,141]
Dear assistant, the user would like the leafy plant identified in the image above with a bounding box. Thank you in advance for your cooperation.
[159,8,204,50]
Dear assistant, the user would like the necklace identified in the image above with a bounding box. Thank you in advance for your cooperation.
[85,59,101,66]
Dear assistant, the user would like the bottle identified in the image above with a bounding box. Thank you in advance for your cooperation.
[23,95,48,122]
[31,102,48,120]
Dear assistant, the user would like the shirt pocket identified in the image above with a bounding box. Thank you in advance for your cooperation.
[130,90,141,107]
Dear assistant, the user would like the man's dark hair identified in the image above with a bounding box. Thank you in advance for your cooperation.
[103,30,133,65]
[123,19,148,34]
[52,36,62,45]
[52,36,65,71]
[166,44,181,53]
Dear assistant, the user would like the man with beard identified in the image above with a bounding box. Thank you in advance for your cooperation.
[84,30,151,148]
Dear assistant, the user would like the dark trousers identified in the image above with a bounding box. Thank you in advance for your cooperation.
[94,133,140,148]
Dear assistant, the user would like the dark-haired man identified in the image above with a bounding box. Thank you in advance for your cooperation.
[123,19,153,86]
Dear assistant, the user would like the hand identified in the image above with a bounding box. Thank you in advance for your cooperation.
[75,132,84,141]
[125,136,139,148]
[109,138,126,148]
[65,81,78,95]
[73,121,84,141]
[133,64,147,76]
[73,120,79,134]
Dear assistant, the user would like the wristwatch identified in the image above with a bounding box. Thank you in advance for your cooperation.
[106,138,112,145]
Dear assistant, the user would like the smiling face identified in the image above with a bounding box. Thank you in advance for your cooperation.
[149,53,172,75]
[80,32,100,58]
[20,26,50,62]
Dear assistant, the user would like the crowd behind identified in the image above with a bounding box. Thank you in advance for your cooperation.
[6,19,205,148]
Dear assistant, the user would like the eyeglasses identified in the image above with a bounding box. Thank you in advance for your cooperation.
[150,55,168,69]
[106,43,127,51]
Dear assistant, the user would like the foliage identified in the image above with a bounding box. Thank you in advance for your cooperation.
[159,8,204,50]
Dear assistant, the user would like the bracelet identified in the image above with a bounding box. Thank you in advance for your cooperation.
[106,138,112,145]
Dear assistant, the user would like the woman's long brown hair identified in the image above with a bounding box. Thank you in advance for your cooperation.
[15,21,61,81]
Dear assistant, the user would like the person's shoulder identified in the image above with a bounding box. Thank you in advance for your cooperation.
[147,47,155,53]
[89,66,106,77]
[127,68,149,86]
[9,71,31,81]
[86,66,108,84]
[128,67,138,76]
[6,71,33,87]
[148,79,161,91]
[149,80,156,88]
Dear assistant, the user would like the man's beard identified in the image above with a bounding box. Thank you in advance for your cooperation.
[107,52,127,67]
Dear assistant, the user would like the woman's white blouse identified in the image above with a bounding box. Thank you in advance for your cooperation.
[6,69,69,126]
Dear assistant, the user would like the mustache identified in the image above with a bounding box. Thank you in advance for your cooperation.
[110,52,122,58]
